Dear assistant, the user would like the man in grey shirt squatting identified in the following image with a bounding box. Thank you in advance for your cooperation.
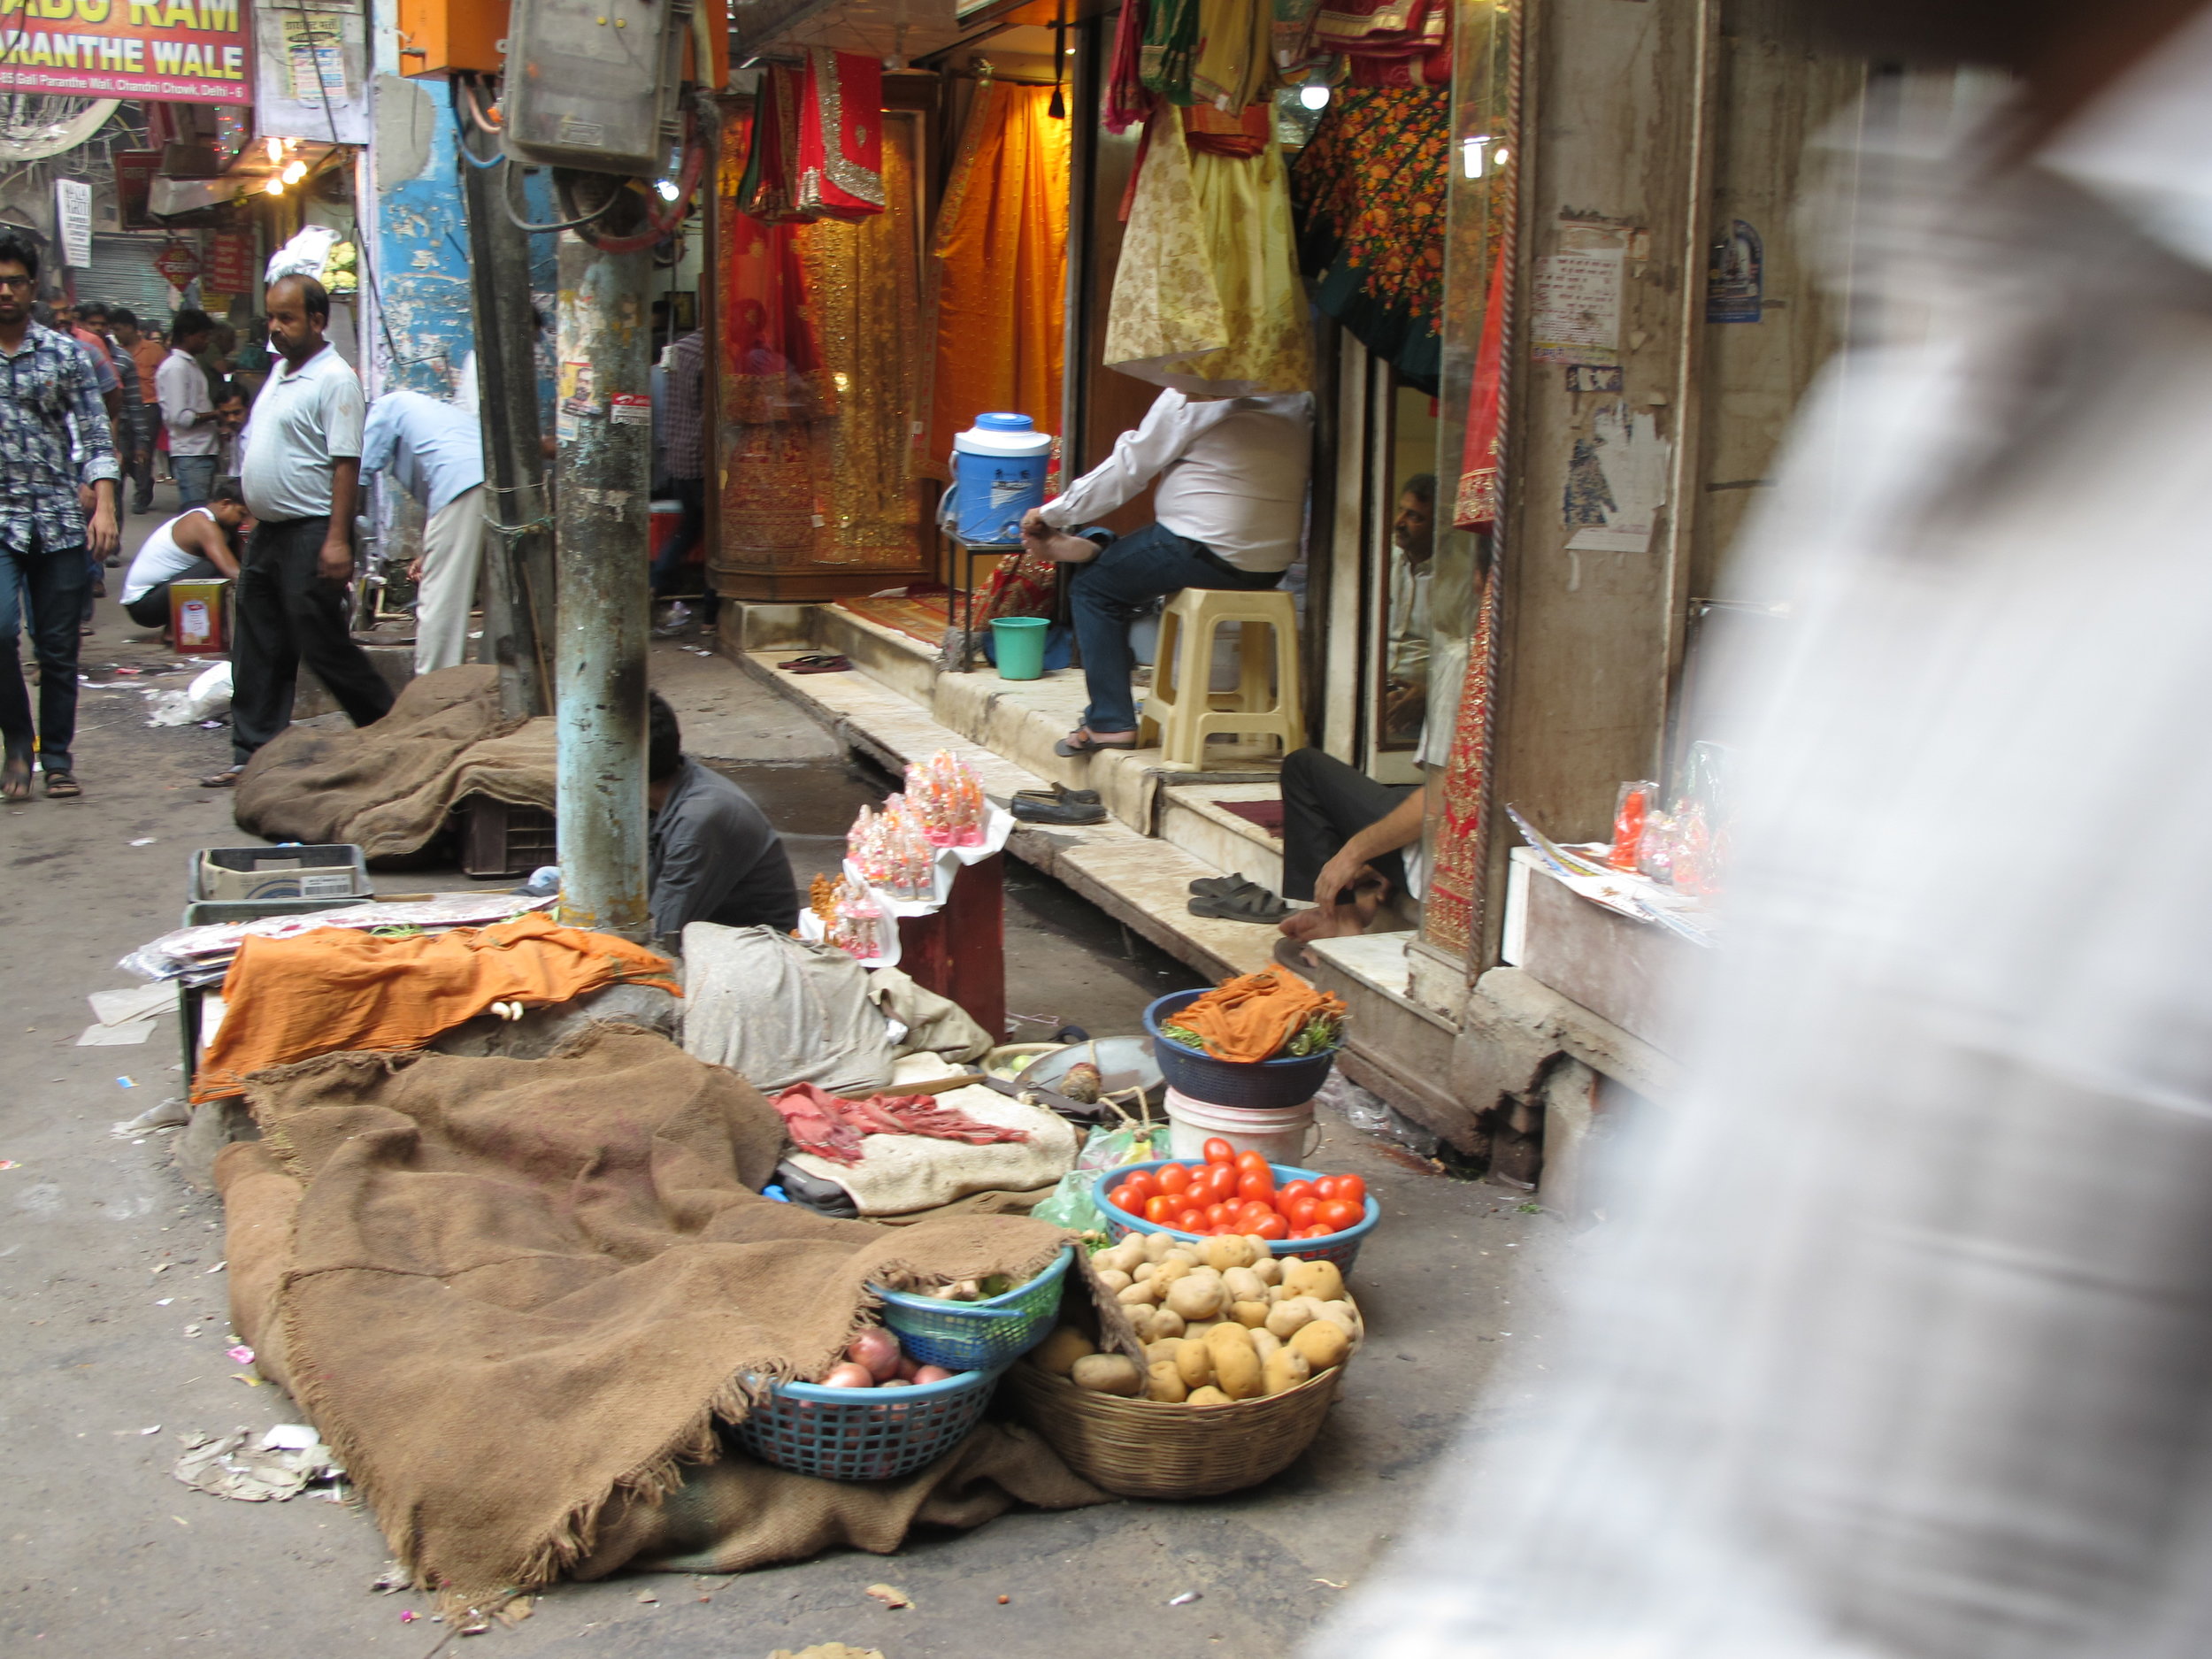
[646,692,799,947]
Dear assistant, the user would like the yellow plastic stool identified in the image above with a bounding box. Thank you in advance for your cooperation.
[1139,587,1305,768]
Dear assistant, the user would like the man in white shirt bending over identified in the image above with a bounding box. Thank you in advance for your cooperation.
[119,477,248,634]
[1022,387,1311,756]
[360,387,487,674]
[204,273,392,788]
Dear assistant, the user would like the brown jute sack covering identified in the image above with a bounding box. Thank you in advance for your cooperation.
[222,1026,1079,1609]
[233,664,555,860]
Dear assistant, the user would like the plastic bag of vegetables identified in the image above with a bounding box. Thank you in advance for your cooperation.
[1030,1122,1167,1233]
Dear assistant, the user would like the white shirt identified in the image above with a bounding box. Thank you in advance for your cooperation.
[155,348,217,457]
[120,507,215,603]
[360,388,484,516]
[1037,388,1312,572]
[241,343,365,523]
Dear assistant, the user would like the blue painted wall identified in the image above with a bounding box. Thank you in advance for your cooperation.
[373,76,473,398]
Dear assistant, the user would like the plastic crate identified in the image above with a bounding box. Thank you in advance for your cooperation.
[1093,1159,1380,1278]
[730,1365,1001,1482]
[459,795,557,879]
[184,844,371,927]
[1144,989,1340,1109]
[872,1247,1073,1372]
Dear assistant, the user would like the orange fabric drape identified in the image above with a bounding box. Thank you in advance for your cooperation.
[926,82,1071,474]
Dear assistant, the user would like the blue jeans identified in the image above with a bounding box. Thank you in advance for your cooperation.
[0,528,90,772]
[1067,523,1281,733]
[173,454,218,510]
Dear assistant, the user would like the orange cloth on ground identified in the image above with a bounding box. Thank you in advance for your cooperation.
[1170,970,1347,1064]
[192,912,680,1102]
[926,81,1071,475]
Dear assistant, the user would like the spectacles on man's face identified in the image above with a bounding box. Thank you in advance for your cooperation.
[0,273,34,291]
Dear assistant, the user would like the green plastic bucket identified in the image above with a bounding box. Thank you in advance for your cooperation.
[991,616,1049,680]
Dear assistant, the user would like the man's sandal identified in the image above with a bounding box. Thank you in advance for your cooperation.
[200,766,244,789]
[41,770,81,799]
[1053,727,1139,757]
[1187,884,1290,924]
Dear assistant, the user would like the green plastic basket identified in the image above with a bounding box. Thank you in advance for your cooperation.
[872,1246,1074,1371]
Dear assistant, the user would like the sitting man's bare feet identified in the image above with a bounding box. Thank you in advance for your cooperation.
[2,749,33,802]
[1279,881,1384,944]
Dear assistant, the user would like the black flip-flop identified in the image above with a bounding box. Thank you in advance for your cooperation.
[1014,784,1100,806]
[1011,783,1108,826]
[787,655,852,675]
[1187,885,1290,923]
[41,770,81,799]
[1054,729,1139,757]
[777,653,842,670]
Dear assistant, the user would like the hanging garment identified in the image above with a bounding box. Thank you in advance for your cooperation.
[1105,111,1313,396]
[1312,0,1448,60]
[1184,99,1272,157]
[1417,563,1498,960]
[1190,0,1277,111]
[1272,0,1325,76]
[796,49,887,221]
[1106,0,1156,134]
[1454,243,1509,531]
[739,64,805,224]
[1141,0,1203,104]
[926,80,1071,475]
[1289,83,1448,390]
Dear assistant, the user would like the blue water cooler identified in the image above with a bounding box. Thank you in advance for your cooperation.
[951,412,1053,545]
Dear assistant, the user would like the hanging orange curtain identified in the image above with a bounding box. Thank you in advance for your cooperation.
[926,81,1071,475]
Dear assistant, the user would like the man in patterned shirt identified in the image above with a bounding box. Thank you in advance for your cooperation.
[0,230,119,801]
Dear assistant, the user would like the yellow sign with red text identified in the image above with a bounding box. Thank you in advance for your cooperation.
[0,0,250,106]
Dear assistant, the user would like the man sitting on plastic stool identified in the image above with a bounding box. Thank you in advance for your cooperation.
[1021,386,1312,758]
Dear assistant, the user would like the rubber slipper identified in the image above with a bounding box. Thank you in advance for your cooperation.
[41,770,81,799]
[777,653,841,670]
[1054,729,1139,757]
[1188,873,1259,897]
[1187,885,1290,924]
[1013,784,1101,806]
[788,656,852,674]
[1012,793,1108,826]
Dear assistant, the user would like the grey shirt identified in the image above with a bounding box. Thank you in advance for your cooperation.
[647,757,799,941]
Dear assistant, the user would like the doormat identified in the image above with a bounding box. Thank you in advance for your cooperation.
[838,588,956,648]
[1219,799,1285,838]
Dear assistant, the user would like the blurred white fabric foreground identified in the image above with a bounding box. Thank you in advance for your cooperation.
[1318,19,2212,1659]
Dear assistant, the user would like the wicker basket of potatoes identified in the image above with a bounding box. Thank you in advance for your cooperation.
[1002,1230,1361,1499]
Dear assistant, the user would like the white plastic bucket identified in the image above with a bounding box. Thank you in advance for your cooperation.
[1164,1086,1319,1164]
[952,412,1052,545]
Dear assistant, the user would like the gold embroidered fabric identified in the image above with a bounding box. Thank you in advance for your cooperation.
[1191,0,1277,111]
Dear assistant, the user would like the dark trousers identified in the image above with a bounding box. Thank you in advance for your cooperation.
[649,474,717,625]
[0,528,90,772]
[1280,746,1414,902]
[124,555,219,629]
[231,515,395,765]
[1068,522,1281,733]
[173,455,217,511]
[128,408,156,509]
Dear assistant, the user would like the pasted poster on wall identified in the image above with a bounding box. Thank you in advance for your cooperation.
[0,0,250,106]
[1707,219,1763,324]
[253,1,370,144]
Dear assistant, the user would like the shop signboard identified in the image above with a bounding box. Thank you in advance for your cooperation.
[0,0,250,106]
[155,240,203,290]
[55,180,93,268]
[205,231,253,295]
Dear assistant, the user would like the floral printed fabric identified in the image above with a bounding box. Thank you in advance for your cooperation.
[1289,83,1448,390]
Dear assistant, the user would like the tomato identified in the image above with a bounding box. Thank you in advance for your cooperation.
[1156,1163,1191,1195]
[1109,1184,1139,1213]
[1312,1175,1340,1201]
[1198,1202,1228,1227]
[1144,1194,1176,1223]
[1285,1194,1320,1229]
[1237,1199,1275,1225]
[1119,1170,1158,1203]
[1236,1168,1276,1203]
[1251,1212,1289,1240]
[1202,1137,1236,1165]
[1234,1148,1270,1174]
[1278,1180,1314,1207]
[1172,1207,1205,1233]
[1332,1173,1366,1207]
[1302,1224,1335,1240]
[1316,1198,1363,1233]
[1189,1164,1225,1203]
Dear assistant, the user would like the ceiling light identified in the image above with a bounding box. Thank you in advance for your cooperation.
[1299,83,1329,110]
[264,177,285,196]
[1460,134,1489,177]
[280,160,307,184]
[654,178,680,202]
[265,136,282,164]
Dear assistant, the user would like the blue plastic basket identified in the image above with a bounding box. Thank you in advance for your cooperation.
[732,1365,1002,1482]
[1093,1159,1380,1278]
[872,1246,1073,1372]
[1144,990,1340,1109]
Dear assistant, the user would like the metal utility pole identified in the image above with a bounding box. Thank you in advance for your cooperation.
[459,145,556,719]
[551,214,653,941]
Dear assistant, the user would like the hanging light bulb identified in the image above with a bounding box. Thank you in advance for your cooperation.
[1461,134,1491,178]
[1299,82,1329,110]
[655,178,680,202]
[264,177,286,196]
[265,136,282,165]
[281,160,307,184]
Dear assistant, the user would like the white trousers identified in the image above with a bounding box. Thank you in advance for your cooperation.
[415,487,487,675]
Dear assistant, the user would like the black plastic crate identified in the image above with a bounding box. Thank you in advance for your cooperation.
[459,795,557,879]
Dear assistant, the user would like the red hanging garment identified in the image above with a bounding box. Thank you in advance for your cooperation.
[1454,244,1509,532]
[1105,0,1156,134]
[797,48,887,221]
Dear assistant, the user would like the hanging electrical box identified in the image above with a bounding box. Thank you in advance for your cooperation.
[502,0,693,177]
[395,0,509,78]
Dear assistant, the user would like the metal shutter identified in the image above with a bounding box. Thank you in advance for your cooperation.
[81,234,180,323]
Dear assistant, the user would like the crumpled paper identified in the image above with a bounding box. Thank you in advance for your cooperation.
[172,1425,342,1502]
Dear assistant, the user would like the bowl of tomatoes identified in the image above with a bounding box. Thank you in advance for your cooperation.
[1094,1141,1380,1276]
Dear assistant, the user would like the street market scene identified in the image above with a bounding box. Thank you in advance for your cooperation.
[10,0,2212,1655]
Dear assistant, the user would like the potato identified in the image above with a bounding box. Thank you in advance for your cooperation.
[1172,1339,1214,1388]
[1183,1319,1219,1341]
[1094,1268,1133,1295]
[1290,1319,1350,1372]
[1201,1236,1256,1272]
[1072,1354,1142,1395]
[1148,1308,1187,1340]
[1266,1299,1315,1340]
[1151,1256,1193,1287]
[1145,1361,1189,1403]
[1095,1240,1143,1275]
[1213,1341,1263,1400]
[1187,1386,1233,1407]
[1125,1305,1158,1343]
[1165,1275,1225,1321]
[1231,1300,1271,1328]
[1203,1321,1255,1363]
[1141,1231,1176,1264]
[1116,1280,1158,1307]
[1266,1284,1293,1303]
[1248,1327,1282,1363]
[1312,1299,1362,1339]
[1284,1259,1345,1303]
[1144,1339,1181,1367]
[1036,1328,1095,1375]
[1222,1266,1268,1304]
[1262,1348,1312,1396]
[1250,1256,1282,1287]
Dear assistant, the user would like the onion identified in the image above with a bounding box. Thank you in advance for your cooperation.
[847,1327,903,1383]
[819,1362,876,1388]
[911,1364,955,1385]
[895,1355,922,1382]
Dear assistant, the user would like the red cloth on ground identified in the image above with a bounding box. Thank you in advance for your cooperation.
[772,1082,1033,1166]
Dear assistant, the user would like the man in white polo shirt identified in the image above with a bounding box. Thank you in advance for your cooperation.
[204,273,393,787]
